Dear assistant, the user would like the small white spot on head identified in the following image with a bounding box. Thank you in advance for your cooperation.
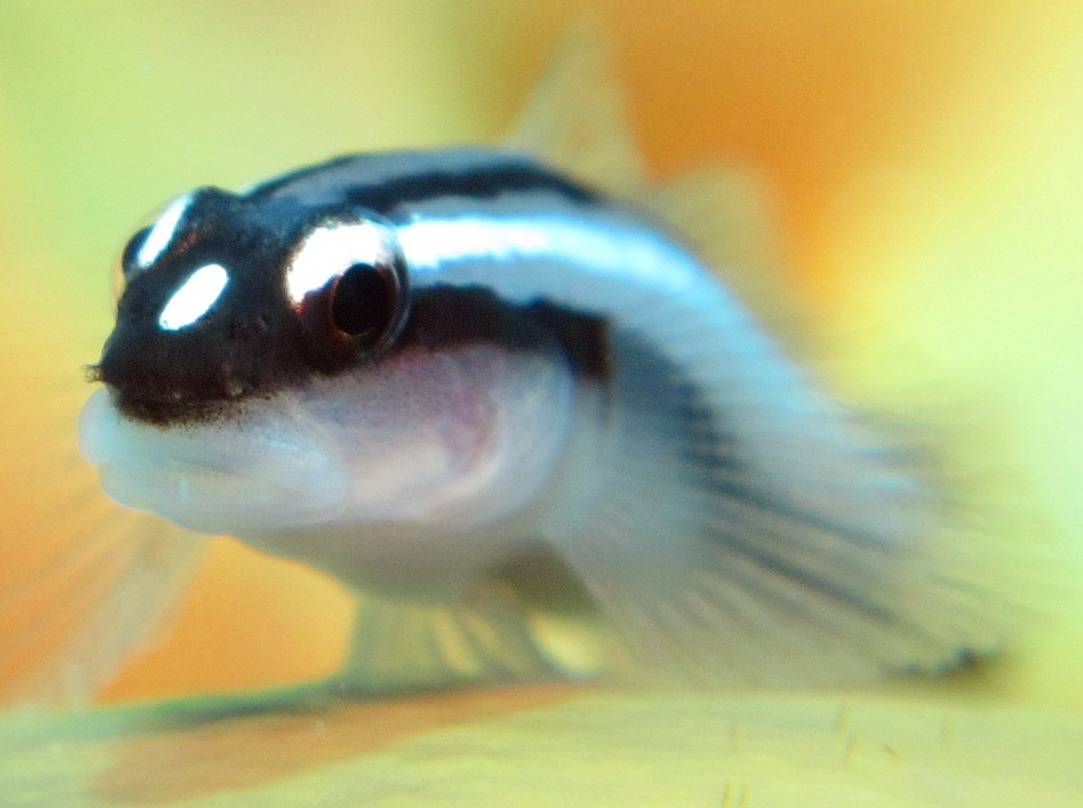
[158,263,230,331]
[137,192,193,269]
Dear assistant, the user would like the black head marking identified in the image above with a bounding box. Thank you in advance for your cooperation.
[93,185,410,424]
[93,151,608,426]
[249,151,601,215]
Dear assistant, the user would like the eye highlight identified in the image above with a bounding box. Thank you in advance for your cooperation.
[285,216,410,365]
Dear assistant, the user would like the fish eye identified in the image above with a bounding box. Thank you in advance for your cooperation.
[286,216,410,365]
[120,226,151,276]
[112,226,151,301]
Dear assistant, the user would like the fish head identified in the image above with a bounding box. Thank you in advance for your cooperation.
[81,185,574,540]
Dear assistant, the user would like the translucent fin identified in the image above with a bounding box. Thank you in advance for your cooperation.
[510,35,811,354]
[0,296,206,707]
[505,28,643,196]
[645,167,815,353]
[543,330,1006,687]
[334,584,558,695]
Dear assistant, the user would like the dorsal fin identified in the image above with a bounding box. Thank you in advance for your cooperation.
[645,166,815,355]
[509,33,811,356]
[505,29,643,197]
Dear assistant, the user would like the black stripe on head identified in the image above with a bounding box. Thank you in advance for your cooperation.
[343,161,600,215]
[250,153,601,215]
[400,285,610,383]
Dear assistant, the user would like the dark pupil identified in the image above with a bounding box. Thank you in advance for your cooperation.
[330,263,395,340]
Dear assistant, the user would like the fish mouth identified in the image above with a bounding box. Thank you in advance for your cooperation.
[78,388,350,536]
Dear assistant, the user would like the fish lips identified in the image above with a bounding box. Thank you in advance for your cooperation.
[78,388,350,536]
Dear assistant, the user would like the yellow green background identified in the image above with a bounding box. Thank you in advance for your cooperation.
[1,1,1082,804]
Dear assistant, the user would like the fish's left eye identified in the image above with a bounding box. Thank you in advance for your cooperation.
[286,216,410,367]
[111,226,151,302]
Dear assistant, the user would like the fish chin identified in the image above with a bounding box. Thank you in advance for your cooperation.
[78,344,576,541]
[78,388,350,535]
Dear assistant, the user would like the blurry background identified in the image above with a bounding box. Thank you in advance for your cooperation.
[0,0,1080,707]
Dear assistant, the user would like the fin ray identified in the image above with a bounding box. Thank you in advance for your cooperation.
[506,29,643,196]
[335,585,558,694]
[0,302,206,706]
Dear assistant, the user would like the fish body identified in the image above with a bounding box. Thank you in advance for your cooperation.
[76,142,999,689]
[65,31,1008,693]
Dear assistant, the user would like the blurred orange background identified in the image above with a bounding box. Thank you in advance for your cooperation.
[1,1,1081,708]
